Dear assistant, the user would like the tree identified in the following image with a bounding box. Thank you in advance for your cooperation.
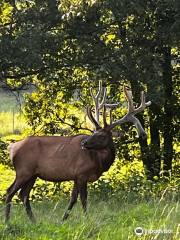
[0,0,63,91]
[0,0,179,179]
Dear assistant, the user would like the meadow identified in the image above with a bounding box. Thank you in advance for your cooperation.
[0,90,179,240]
[0,193,179,240]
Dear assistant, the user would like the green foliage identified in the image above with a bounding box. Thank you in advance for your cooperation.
[91,159,180,202]
[30,180,73,202]
[23,87,88,135]
[0,139,10,167]
[0,2,13,25]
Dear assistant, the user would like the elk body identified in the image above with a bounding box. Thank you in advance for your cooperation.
[5,84,151,223]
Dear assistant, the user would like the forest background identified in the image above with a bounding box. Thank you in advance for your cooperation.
[0,1,179,239]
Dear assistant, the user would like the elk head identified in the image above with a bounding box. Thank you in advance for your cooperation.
[81,84,151,150]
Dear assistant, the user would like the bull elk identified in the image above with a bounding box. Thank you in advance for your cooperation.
[5,83,151,223]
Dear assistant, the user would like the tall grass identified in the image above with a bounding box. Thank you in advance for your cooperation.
[0,195,179,240]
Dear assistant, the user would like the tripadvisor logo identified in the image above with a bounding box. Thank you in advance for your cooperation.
[134,227,144,236]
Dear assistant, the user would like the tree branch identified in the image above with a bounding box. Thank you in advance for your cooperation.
[55,114,93,133]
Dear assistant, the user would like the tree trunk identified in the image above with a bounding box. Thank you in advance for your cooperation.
[162,47,173,176]
[129,80,155,179]
[149,103,161,177]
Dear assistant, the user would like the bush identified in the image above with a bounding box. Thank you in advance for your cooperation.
[0,139,11,167]
[90,159,180,202]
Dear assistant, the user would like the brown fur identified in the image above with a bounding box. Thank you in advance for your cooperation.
[10,135,112,182]
[5,133,115,223]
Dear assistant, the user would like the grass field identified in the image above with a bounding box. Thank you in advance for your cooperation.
[0,194,179,240]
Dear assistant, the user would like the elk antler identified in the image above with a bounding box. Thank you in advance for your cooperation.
[124,86,151,114]
[108,86,151,137]
[105,103,119,124]
[89,81,119,127]
[90,80,106,124]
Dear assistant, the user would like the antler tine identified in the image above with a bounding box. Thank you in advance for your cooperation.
[134,91,151,114]
[103,105,107,127]
[98,87,107,110]
[105,103,119,108]
[90,80,103,100]
[105,103,119,125]
[90,87,95,100]
[109,109,113,124]
[96,80,103,98]
[123,85,135,113]
[98,86,119,125]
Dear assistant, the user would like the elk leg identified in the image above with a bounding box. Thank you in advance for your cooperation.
[19,176,37,222]
[62,182,78,221]
[5,177,29,223]
[77,180,87,214]
[5,180,16,224]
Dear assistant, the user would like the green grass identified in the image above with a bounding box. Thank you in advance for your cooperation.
[0,165,179,240]
[0,196,179,240]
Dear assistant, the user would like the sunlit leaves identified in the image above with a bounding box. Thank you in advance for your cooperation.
[0,2,13,25]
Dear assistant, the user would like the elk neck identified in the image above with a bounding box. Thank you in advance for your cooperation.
[102,137,116,171]
[91,137,116,173]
